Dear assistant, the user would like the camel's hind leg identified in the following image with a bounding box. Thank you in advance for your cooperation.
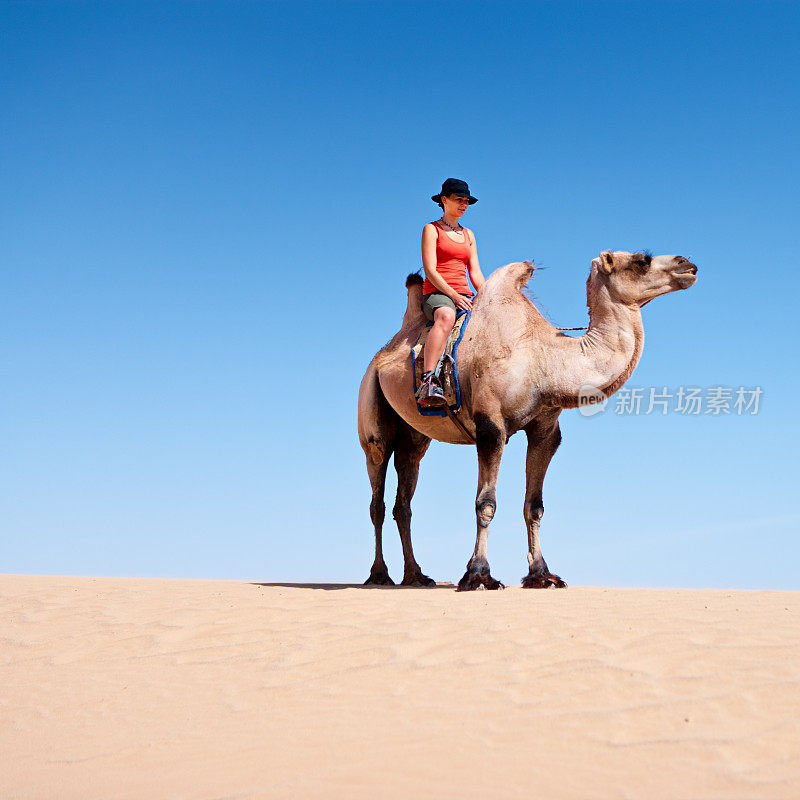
[393,422,434,587]
[521,415,567,588]
[359,365,398,585]
[364,453,393,585]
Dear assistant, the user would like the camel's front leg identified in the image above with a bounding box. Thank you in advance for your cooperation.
[521,418,567,588]
[458,413,505,591]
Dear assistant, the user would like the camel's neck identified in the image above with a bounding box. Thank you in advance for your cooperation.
[557,282,644,407]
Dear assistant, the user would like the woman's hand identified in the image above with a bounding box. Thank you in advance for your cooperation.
[454,294,473,312]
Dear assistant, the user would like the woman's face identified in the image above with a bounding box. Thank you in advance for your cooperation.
[441,194,470,218]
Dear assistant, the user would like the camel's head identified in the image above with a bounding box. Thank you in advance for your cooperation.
[590,251,698,307]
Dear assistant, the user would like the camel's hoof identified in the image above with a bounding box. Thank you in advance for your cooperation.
[401,572,436,587]
[521,570,567,589]
[456,565,504,592]
[364,570,395,586]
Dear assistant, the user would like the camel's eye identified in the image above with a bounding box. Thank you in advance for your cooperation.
[631,255,651,272]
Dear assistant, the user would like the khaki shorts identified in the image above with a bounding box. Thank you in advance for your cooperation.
[421,292,473,322]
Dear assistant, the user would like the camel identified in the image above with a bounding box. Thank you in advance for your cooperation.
[357,250,698,590]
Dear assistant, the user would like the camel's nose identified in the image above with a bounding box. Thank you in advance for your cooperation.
[672,259,698,289]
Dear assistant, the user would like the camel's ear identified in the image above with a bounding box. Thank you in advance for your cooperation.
[599,251,614,274]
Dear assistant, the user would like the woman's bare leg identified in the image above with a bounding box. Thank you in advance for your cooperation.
[423,306,456,373]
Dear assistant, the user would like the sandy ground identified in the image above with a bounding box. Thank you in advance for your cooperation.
[2,575,799,799]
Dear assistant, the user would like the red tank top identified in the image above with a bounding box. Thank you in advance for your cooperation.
[422,222,472,295]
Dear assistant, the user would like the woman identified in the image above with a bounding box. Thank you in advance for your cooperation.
[417,178,485,408]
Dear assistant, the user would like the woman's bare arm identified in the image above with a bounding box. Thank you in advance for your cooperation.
[465,228,485,292]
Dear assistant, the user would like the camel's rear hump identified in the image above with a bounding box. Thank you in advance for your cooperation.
[403,272,425,326]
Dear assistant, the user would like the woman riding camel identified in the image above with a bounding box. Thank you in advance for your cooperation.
[417,177,486,408]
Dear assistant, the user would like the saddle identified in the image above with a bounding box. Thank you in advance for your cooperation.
[411,311,470,417]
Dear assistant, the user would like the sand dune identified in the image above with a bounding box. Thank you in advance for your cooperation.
[2,574,799,799]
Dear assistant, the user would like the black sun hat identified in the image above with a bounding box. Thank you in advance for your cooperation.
[432,177,478,205]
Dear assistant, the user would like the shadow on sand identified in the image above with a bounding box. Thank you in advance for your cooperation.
[250,581,457,591]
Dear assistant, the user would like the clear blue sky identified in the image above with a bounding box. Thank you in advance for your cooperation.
[2,1,799,588]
